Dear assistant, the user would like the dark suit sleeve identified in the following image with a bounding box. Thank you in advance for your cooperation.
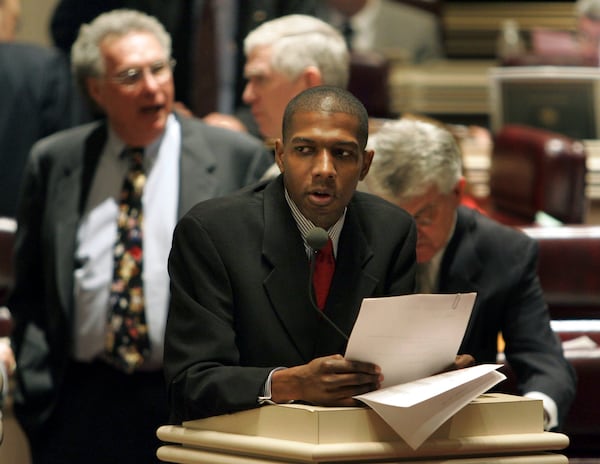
[501,238,576,428]
[8,142,56,432]
[164,212,273,423]
[10,145,49,340]
[244,145,273,186]
[41,48,78,132]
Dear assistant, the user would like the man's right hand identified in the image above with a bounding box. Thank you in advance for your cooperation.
[270,354,382,406]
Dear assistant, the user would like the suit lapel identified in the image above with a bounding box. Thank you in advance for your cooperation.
[55,125,107,317]
[439,207,484,345]
[439,207,484,294]
[262,182,379,359]
[261,179,322,362]
[178,116,218,218]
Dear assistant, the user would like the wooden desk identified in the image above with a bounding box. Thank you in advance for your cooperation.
[156,394,569,463]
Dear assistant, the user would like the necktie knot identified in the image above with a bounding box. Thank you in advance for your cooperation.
[124,146,145,170]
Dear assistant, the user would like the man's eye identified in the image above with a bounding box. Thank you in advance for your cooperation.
[294,146,313,154]
[334,149,354,158]
[248,75,267,86]
[118,69,142,84]
[151,61,166,72]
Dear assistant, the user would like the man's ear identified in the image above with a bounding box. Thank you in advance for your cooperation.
[86,77,104,109]
[359,150,375,180]
[452,177,467,204]
[274,139,285,173]
[301,66,323,88]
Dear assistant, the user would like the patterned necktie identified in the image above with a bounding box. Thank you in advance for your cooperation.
[312,238,336,310]
[105,147,150,373]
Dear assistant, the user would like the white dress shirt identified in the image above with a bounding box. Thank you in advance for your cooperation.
[73,115,181,369]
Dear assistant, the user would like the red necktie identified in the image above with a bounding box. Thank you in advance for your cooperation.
[313,238,335,310]
[105,147,151,373]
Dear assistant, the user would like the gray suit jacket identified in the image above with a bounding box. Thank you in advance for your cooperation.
[164,176,417,422]
[8,114,271,436]
[373,0,443,63]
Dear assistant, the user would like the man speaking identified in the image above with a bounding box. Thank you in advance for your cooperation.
[164,86,417,422]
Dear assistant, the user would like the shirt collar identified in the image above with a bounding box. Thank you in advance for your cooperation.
[417,211,458,292]
[284,188,346,257]
[107,113,176,171]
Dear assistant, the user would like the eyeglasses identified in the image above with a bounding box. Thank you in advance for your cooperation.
[108,58,176,88]
[412,202,439,226]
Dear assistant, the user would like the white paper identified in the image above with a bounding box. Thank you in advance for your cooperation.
[345,293,477,387]
[355,364,506,449]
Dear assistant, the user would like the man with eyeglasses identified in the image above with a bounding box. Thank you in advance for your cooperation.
[7,9,271,464]
[364,117,576,433]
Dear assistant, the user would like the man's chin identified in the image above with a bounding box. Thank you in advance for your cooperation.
[416,250,434,264]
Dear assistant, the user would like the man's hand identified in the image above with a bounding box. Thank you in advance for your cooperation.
[0,339,15,377]
[203,112,248,133]
[452,354,476,370]
[271,354,382,406]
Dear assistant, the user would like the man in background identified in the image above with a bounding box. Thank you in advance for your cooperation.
[364,117,576,431]
[575,0,600,58]
[8,9,270,463]
[204,14,349,178]
[315,0,443,63]
[0,0,75,217]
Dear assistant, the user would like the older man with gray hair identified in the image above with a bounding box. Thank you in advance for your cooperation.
[8,8,270,464]
[364,117,576,432]
[204,14,349,149]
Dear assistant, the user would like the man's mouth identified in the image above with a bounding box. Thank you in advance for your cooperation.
[309,189,334,204]
[140,104,164,114]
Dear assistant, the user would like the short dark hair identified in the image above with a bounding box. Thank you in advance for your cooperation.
[282,86,369,150]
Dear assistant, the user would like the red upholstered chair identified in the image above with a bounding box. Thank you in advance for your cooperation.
[519,225,600,320]
[486,124,588,225]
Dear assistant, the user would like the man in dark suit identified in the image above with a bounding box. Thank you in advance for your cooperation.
[8,9,270,464]
[0,0,76,217]
[164,86,418,422]
[365,117,577,431]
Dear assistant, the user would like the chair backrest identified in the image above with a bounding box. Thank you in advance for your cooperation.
[348,50,392,118]
[489,124,587,224]
[0,217,16,307]
[520,225,600,320]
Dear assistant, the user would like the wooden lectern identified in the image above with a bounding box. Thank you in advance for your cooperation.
[156,393,569,463]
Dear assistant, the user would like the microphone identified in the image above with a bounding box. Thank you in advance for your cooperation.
[306,227,329,251]
[306,227,349,341]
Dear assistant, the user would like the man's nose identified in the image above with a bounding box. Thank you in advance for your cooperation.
[139,69,161,91]
[313,150,336,177]
[242,81,255,104]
